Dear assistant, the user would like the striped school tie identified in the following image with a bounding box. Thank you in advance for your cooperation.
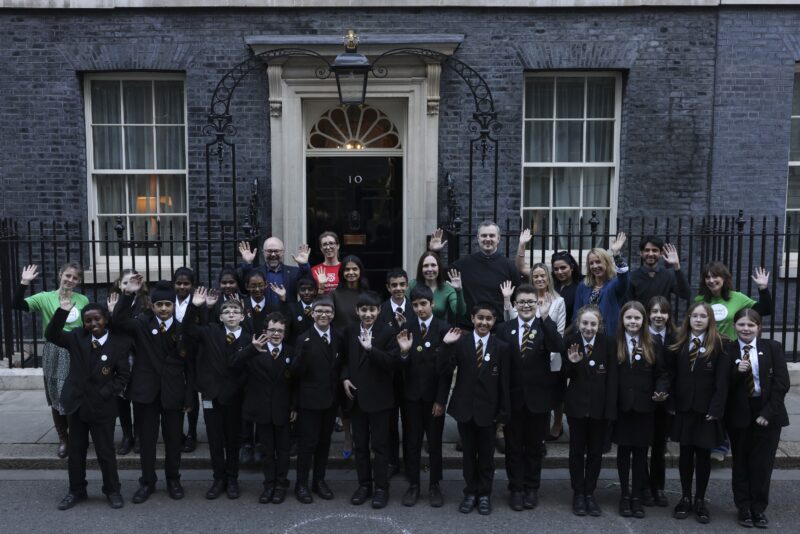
[689,337,702,370]
[226,333,235,345]
[476,339,484,368]
[585,343,593,359]
[91,340,100,349]
[159,322,168,334]
[271,347,280,360]
[521,323,534,357]
[743,345,756,397]
[420,322,428,339]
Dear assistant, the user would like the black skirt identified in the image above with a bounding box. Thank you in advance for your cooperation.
[670,410,726,449]
[613,410,654,448]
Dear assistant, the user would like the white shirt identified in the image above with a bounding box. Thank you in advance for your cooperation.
[225,327,242,340]
[739,339,761,396]
[174,296,190,322]
[649,326,666,343]
[159,317,174,331]
[314,325,331,343]
[517,317,534,348]
[582,336,596,355]
[625,333,639,363]
[419,316,433,332]
[268,342,283,354]
[250,297,266,311]
[473,331,490,354]
[391,298,407,314]
[92,332,109,346]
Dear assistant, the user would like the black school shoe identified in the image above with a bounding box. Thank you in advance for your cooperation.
[459,494,477,514]
[631,497,645,518]
[523,488,538,509]
[572,493,587,516]
[694,498,710,524]
[737,508,754,528]
[132,483,155,504]
[653,489,669,507]
[350,485,372,505]
[107,493,124,509]
[166,479,184,500]
[259,485,274,504]
[752,511,768,529]
[619,496,633,517]
[673,496,692,519]
[372,488,389,509]
[585,494,602,516]
[205,479,226,500]
[402,485,419,507]
[429,484,444,508]
[57,492,87,510]
[477,495,492,515]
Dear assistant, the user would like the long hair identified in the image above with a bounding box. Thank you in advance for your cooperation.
[550,250,582,286]
[646,295,676,338]
[669,301,723,359]
[733,307,763,339]
[574,304,604,336]
[583,248,616,288]
[615,301,655,365]
[415,251,445,287]
[699,261,732,301]
[111,268,151,310]
[529,263,560,300]
[337,255,369,290]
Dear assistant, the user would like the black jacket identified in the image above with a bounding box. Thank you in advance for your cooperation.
[46,308,132,422]
[399,317,452,406]
[340,323,399,413]
[614,338,670,414]
[377,299,418,332]
[231,342,295,426]
[665,339,728,418]
[290,326,342,411]
[562,333,617,420]
[281,300,315,346]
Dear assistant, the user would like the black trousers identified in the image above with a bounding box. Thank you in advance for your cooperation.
[116,396,138,439]
[567,416,608,495]
[403,398,445,486]
[67,412,119,495]
[457,420,496,497]
[388,374,408,466]
[184,390,199,438]
[505,407,548,492]
[617,445,648,497]
[135,399,184,486]
[729,402,782,513]
[203,398,242,481]
[646,405,670,492]
[296,404,337,487]
[257,422,290,488]
[351,404,391,490]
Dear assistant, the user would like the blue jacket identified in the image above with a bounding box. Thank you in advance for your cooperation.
[574,269,629,335]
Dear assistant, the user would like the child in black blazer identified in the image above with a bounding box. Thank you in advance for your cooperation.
[725,308,789,528]
[46,297,132,510]
[666,301,728,524]
[563,304,617,517]
[613,301,669,519]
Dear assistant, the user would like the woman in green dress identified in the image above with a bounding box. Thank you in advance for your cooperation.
[407,251,466,324]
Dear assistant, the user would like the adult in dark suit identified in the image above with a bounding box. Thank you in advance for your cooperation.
[112,277,194,504]
[230,312,296,505]
[495,284,564,512]
[438,303,510,516]
[238,237,311,308]
[46,299,132,510]
[341,291,400,509]
[725,309,790,529]
[397,285,452,508]
[290,297,341,504]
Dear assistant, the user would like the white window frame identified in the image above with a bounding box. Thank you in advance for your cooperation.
[520,71,622,256]
[83,72,189,281]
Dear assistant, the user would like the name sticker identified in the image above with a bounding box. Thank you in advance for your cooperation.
[635,354,641,361]
[589,360,596,367]
[285,357,290,364]
[424,341,431,348]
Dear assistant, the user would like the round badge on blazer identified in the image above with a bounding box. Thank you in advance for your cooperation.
[101,355,108,362]
[424,341,431,348]
[416,346,423,352]
[511,330,516,335]
[297,315,303,321]
[151,328,158,335]
[699,347,706,353]
[484,355,490,362]
[285,357,290,364]
[589,360,596,367]
[635,354,641,361]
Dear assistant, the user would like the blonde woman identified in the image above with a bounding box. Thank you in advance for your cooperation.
[574,233,628,335]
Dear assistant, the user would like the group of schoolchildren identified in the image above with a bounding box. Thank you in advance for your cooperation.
[17,228,790,530]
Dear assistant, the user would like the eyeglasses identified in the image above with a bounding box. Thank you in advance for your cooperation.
[321,242,338,248]
[516,300,537,307]
[266,328,285,334]
[313,310,334,316]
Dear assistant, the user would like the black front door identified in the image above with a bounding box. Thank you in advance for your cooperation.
[306,156,403,293]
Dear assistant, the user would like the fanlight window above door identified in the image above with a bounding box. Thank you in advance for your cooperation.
[308,105,402,150]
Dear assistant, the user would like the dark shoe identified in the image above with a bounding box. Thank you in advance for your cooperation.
[523,488,538,509]
[312,480,334,500]
[351,485,372,505]
[372,488,388,509]
[205,479,226,500]
[132,484,155,504]
[572,493,587,516]
[402,485,419,507]
[57,492,86,510]
[107,493,124,509]
[477,495,491,516]
[117,435,133,456]
[654,489,668,507]
[387,463,400,478]
[239,444,254,466]
[57,439,68,459]
[166,479,184,500]
[295,484,312,504]
[271,485,287,504]
[226,478,240,499]
[619,496,633,517]
[509,491,524,511]
[459,494,477,514]
[694,498,710,524]
[752,511,768,529]
[182,435,197,453]
[673,496,692,519]
[259,486,274,504]
[641,490,655,507]
[429,483,444,508]
[585,494,601,516]
[631,497,645,518]
[737,508,754,528]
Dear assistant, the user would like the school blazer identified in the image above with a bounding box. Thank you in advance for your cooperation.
[438,333,510,427]
[665,339,728,419]
[46,308,132,423]
[340,323,399,413]
[724,339,790,429]
[243,298,270,337]
[561,333,617,420]
[281,300,315,345]
[496,316,564,414]
[377,300,418,332]
[112,293,194,411]
[231,343,295,426]
[399,317,452,406]
[614,339,670,414]
[182,303,246,406]
[290,327,342,411]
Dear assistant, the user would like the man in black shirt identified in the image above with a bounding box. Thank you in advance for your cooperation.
[626,236,690,307]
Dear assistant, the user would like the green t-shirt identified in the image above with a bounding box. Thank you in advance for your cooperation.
[408,279,466,322]
[694,291,755,340]
[25,290,89,336]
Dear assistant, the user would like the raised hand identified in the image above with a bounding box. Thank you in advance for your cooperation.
[752,267,770,290]
[291,243,311,265]
[107,292,119,313]
[270,283,287,302]
[443,327,462,345]
[191,286,208,307]
[314,265,328,287]
[610,231,627,256]
[396,330,413,354]
[20,264,39,285]
[500,280,515,299]
[395,309,407,328]
[428,228,447,252]
[205,288,220,307]
[238,241,256,264]
[358,329,373,351]
[58,290,74,311]
[124,274,144,295]
[252,333,269,352]
[447,268,462,291]
[519,228,532,246]
[662,243,681,268]
[537,293,552,320]
[567,343,583,363]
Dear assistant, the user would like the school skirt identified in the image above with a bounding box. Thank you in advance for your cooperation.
[42,341,70,415]
[670,410,726,450]
[613,410,654,448]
